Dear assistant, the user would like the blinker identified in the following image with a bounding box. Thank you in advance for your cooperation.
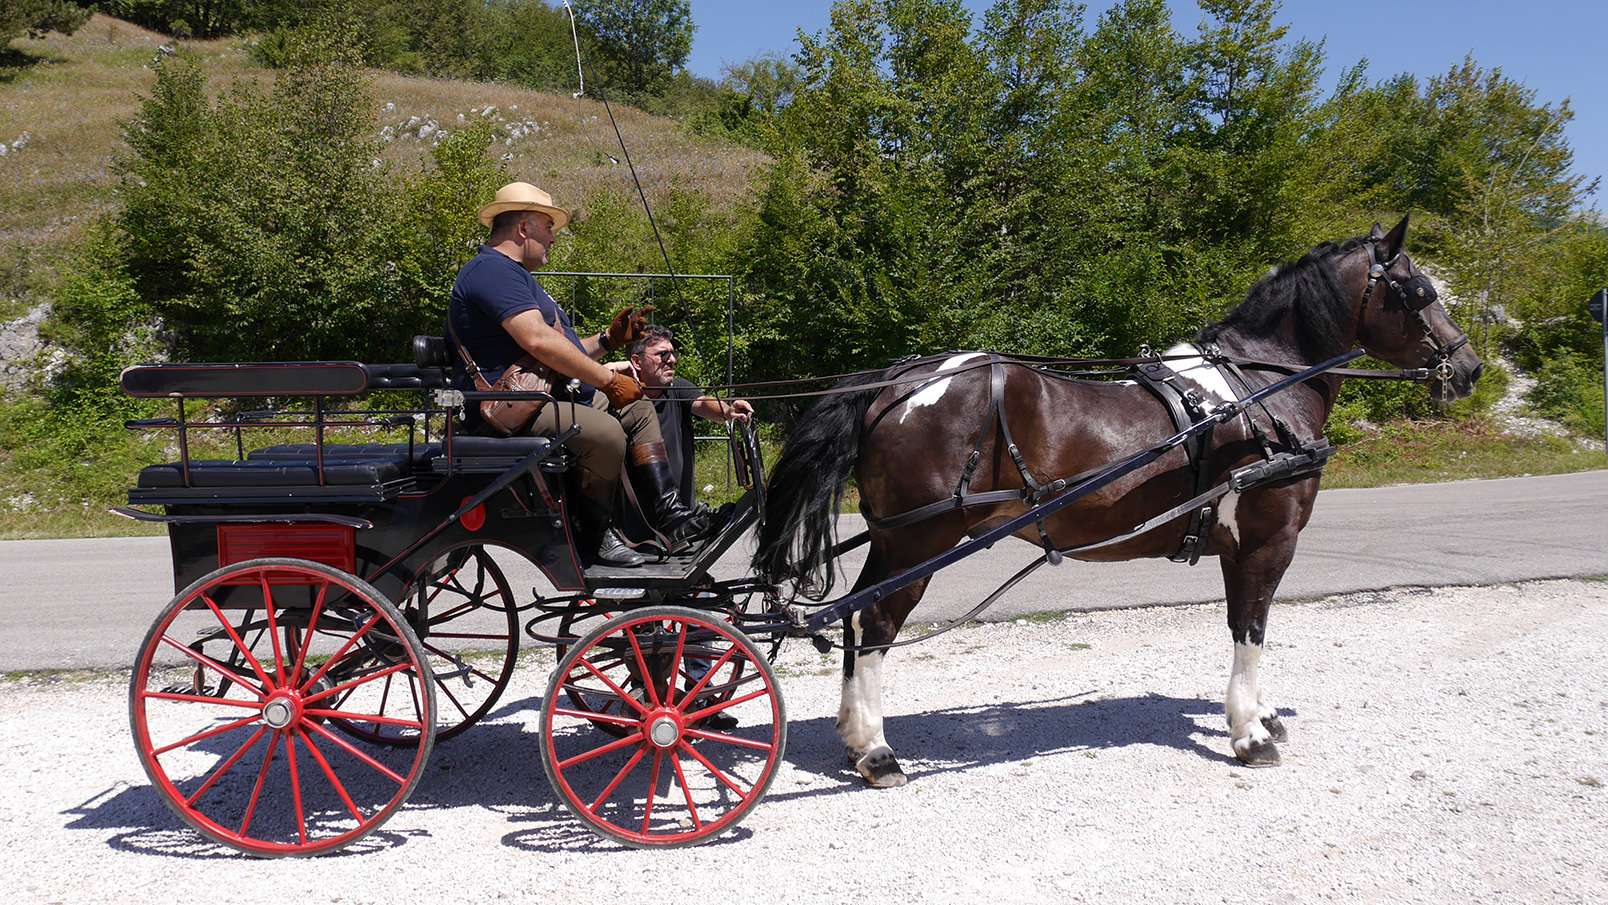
[1393,273,1437,311]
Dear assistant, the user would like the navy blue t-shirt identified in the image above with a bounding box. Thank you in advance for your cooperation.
[446,247,595,407]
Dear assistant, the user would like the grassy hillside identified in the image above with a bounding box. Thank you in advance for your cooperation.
[0,14,764,305]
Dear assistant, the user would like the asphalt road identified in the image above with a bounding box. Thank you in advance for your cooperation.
[4,471,1606,673]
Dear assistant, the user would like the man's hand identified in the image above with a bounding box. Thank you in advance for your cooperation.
[601,371,643,409]
[605,305,655,351]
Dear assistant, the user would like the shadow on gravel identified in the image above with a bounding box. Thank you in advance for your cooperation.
[768,691,1246,798]
[65,691,1267,856]
[61,782,418,859]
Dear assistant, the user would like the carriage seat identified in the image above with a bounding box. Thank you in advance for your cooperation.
[247,442,440,470]
[136,457,412,489]
[246,436,565,473]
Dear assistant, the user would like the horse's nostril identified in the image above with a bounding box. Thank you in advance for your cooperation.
[1470,362,1485,384]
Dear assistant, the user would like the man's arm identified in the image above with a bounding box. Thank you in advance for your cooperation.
[502,308,616,388]
[691,395,753,424]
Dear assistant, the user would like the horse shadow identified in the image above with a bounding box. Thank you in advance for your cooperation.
[768,690,1253,801]
[66,690,1270,857]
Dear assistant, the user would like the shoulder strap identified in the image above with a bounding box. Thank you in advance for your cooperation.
[445,315,495,392]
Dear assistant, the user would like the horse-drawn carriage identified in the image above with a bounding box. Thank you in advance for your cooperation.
[113,218,1482,855]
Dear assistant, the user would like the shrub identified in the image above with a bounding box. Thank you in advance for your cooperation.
[1528,353,1606,438]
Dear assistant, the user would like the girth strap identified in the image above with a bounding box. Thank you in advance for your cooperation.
[1131,360,1217,565]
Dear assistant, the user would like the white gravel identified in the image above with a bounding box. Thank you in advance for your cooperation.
[4,579,1606,905]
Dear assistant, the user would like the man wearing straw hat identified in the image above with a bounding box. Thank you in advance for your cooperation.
[447,181,717,567]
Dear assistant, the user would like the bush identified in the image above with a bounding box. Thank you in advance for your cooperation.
[1528,353,1606,438]
[117,25,512,365]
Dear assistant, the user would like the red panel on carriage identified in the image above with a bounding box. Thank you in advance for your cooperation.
[216,523,358,579]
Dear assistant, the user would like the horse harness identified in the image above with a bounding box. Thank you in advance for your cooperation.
[1360,242,1469,389]
[861,351,1338,566]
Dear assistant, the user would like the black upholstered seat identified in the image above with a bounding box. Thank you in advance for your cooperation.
[137,458,410,488]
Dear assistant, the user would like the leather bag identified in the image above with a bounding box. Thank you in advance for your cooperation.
[447,322,555,436]
[478,355,554,436]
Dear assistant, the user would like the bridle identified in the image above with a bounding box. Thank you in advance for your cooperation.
[1356,242,1469,386]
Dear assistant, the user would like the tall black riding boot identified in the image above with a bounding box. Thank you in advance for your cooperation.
[574,471,645,567]
[627,442,719,551]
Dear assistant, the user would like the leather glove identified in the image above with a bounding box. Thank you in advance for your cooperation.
[600,372,643,409]
[604,304,654,351]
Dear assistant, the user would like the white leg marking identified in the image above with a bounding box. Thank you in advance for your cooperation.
[836,614,889,759]
[899,353,986,424]
[1226,640,1270,754]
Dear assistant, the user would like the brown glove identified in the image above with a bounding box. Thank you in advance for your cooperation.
[600,371,643,409]
[604,304,654,352]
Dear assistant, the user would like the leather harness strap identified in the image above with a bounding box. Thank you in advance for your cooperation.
[1131,360,1217,565]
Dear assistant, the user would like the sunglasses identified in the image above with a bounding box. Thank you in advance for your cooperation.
[648,349,677,363]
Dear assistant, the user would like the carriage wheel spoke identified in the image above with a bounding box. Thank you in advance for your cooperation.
[196,593,274,689]
[153,713,262,756]
[574,660,651,718]
[237,730,280,836]
[304,720,411,786]
[159,633,266,700]
[259,575,290,686]
[679,739,758,799]
[640,750,665,833]
[184,725,269,806]
[303,612,387,689]
[298,728,365,823]
[671,752,705,831]
[586,747,648,815]
[288,584,330,687]
[680,645,739,704]
[284,727,307,845]
[557,729,646,769]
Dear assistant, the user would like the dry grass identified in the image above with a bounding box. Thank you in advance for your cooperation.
[0,14,766,265]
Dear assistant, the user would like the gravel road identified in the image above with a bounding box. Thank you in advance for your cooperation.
[4,578,1605,905]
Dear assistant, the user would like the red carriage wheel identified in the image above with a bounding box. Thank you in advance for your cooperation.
[540,606,785,847]
[129,557,436,857]
[331,546,518,744]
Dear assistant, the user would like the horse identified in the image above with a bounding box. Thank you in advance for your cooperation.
[752,216,1484,787]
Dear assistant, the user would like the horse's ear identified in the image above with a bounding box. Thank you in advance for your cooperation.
[1381,215,1410,259]
[1368,222,1386,240]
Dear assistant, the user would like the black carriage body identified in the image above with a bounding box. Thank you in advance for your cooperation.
[135,464,584,604]
[119,361,588,604]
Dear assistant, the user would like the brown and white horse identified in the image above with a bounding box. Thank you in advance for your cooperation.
[753,218,1483,786]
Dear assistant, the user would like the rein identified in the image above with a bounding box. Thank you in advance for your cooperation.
[692,351,1430,404]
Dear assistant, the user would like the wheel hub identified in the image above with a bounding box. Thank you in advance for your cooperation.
[647,714,681,748]
[261,694,300,729]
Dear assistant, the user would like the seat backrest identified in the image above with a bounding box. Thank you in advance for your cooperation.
[414,335,450,369]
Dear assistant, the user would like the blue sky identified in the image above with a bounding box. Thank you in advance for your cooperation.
[682,0,1605,209]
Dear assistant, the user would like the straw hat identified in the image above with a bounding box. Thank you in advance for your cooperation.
[477,182,571,231]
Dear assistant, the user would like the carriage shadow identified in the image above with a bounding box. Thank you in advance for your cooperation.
[65,690,1273,857]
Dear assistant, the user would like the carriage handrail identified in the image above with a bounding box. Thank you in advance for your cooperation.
[798,348,1366,633]
[120,361,372,397]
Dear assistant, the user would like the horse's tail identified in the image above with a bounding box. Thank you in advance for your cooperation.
[752,369,887,600]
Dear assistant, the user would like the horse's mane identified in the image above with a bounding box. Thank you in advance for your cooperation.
[1196,235,1368,361]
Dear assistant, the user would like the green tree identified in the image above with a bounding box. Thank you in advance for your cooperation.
[1,0,89,47]
[576,0,694,94]
[116,30,397,361]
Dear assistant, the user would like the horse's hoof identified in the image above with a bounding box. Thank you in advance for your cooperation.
[1261,714,1288,744]
[855,747,908,787]
[1234,739,1282,768]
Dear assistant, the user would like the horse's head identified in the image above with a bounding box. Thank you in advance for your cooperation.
[1350,216,1484,401]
